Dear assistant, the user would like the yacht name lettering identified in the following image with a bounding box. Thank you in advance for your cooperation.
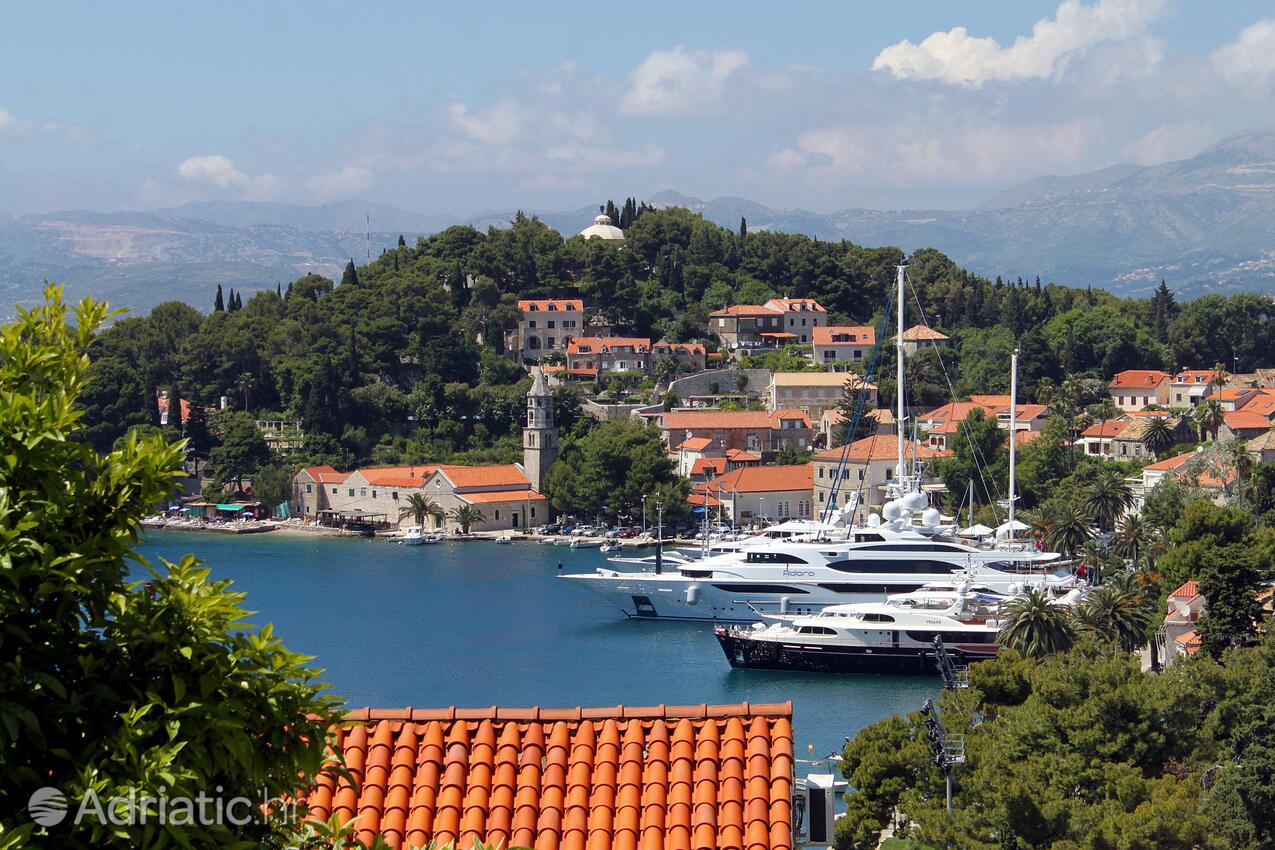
[782,568,815,577]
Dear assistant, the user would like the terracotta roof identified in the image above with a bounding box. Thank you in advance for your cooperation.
[357,466,440,487]
[305,702,795,850]
[568,337,651,355]
[303,465,350,484]
[1080,420,1129,438]
[679,437,715,452]
[705,465,813,494]
[771,372,875,389]
[1013,430,1043,446]
[1144,451,1195,472]
[709,305,783,318]
[691,458,728,477]
[899,325,949,342]
[438,465,532,489]
[814,435,946,461]
[1109,370,1170,388]
[459,489,547,504]
[928,420,963,435]
[663,410,811,431]
[654,340,706,356]
[689,491,724,508]
[520,299,584,312]
[1005,403,1048,420]
[1173,369,1222,384]
[813,325,875,346]
[1171,580,1200,599]
[544,365,566,374]
[725,449,761,462]
[758,332,797,339]
[1212,387,1260,405]
[764,297,827,313]
[919,400,1001,425]
[1175,629,1202,654]
[969,395,1013,408]
[569,367,600,376]
[1244,396,1275,418]
[1223,411,1272,431]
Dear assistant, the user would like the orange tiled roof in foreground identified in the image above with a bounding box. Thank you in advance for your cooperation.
[814,435,947,461]
[704,464,813,494]
[1109,369,1170,388]
[306,702,795,850]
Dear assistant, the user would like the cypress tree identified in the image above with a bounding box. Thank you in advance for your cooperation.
[234,291,243,310]
[739,217,748,239]
[276,282,282,298]
[214,284,225,312]
[341,259,360,287]
[398,234,406,248]
[227,289,238,312]
[168,384,184,434]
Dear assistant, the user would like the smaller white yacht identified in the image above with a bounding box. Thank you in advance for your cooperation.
[714,582,1008,675]
[401,525,426,546]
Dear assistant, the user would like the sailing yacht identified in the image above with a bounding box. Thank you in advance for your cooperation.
[559,263,1074,621]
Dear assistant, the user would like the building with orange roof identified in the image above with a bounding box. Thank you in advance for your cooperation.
[1076,419,1130,458]
[897,324,950,355]
[812,436,947,521]
[768,372,876,424]
[1108,416,1187,461]
[709,297,828,353]
[695,465,814,522]
[917,396,1012,450]
[651,339,708,372]
[1162,581,1208,668]
[1170,368,1222,407]
[812,325,876,367]
[1248,429,1275,463]
[660,409,813,457]
[566,336,653,376]
[1108,370,1171,411]
[506,299,586,363]
[1221,410,1273,441]
[305,701,799,850]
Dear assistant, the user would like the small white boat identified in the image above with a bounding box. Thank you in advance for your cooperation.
[422,532,443,544]
[539,537,557,545]
[494,535,514,544]
[599,543,619,553]
[401,525,426,546]
[570,538,604,549]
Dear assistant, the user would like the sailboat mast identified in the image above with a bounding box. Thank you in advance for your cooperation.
[895,262,906,484]
[1008,348,1019,541]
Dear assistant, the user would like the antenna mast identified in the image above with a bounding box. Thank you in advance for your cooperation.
[896,262,907,485]
[366,212,371,264]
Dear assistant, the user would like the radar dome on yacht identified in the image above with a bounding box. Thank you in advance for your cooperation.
[882,500,902,521]
[866,513,882,527]
[902,492,927,512]
[921,508,942,527]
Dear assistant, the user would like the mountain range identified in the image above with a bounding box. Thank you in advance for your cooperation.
[4,128,1275,316]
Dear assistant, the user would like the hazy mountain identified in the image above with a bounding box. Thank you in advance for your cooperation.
[5,128,1275,316]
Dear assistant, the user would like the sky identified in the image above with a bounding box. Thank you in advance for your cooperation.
[4,0,1275,216]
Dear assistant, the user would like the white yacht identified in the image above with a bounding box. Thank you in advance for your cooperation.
[714,582,1007,674]
[559,263,1074,621]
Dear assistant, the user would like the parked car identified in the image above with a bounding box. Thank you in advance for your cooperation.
[617,528,640,539]
[572,525,597,537]
[605,527,632,539]
[558,525,575,536]
[537,523,562,535]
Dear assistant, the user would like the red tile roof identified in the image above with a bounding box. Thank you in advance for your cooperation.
[303,465,350,484]
[438,464,532,489]
[764,297,827,313]
[691,458,728,477]
[1223,410,1272,431]
[1013,430,1044,447]
[704,465,813,494]
[1171,580,1200,599]
[1144,451,1195,472]
[1175,629,1202,654]
[663,410,811,431]
[814,435,946,461]
[1006,403,1048,420]
[357,466,441,487]
[725,449,761,463]
[678,437,715,452]
[568,337,652,355]
[812,325,875,346]
[1080,420,1129,438]
[709,305,782,318]
[306,702,794,850]
[919,400,1002,425]
[519,299,584,312]
[459,489,547,504]
[1173,369,1221,384]
[654,340,706,356]
[899,325,949,341]
[1109,370,1170,388]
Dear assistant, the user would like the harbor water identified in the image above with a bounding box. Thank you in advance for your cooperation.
[137,531,938,764]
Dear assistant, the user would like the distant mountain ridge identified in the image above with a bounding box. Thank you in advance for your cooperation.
[4,127,1275,316]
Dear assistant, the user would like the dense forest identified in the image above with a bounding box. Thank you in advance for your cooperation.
[77,202,1275,486]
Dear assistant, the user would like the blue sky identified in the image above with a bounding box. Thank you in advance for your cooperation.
[4,0,1275,215]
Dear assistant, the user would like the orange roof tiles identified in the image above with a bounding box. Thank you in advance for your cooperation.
[520,299,584,312]
[1171,580,1200,599]
[919,400,1000,425]
[1175,629,1202,654]
[663,410,811,431]
[899,324,949,341]
[704,465,813,494]
[1223,410,1272,431]
[691,458,728,477]
[438,464,532,489]
[679,437,715,452]
[814,435,946,461]
[1173,369,1221,384]
[813,325,875,346]
[357,466,441,487]
[1080,420,1129,438]
[709,305,782,318]
[725,449,761,463]
[568,337,652,355]
[460,489,548,504]
[1109,370,1170,388]
[306,703,794,850]
[654,340,706,356]
[1007,404,1049,420]
[1013,430,1043,447]
[303,465,350,484]
[1144,451,1195,472]
[764,297,827,313]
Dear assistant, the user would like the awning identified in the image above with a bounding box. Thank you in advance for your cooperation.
[995,519,1031,538]
[215,503,250,512]
[959,523,994,537]
[759,332,797,339]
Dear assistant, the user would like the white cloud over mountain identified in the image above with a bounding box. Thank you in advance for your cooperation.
[1212,18,1275,82]
[176,155,280,199]
[620,46,751,114]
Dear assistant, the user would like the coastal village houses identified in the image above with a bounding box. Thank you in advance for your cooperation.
[813,435,948,523]
[659,409,813,458]
[505,298,585,363]
[768,372,877,424]
[1108,370,1171,412]
[674,436,761,479]
[709,297,827,353]
[898,325,950,355]
[1169,368,1222,407]
[693,464,814,523]
[812,325,876,367]
[563,337,706,379]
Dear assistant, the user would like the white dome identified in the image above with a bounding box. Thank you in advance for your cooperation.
[882,500,902,521]
[866,513,882,527]
[902,491,927,512]
[921,508,942,527]
[580,213,626,243]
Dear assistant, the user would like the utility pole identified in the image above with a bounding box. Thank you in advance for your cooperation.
[654,498,664,575]
[920,698,965,811]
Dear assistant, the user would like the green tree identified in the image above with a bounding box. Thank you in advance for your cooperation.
[1083,466,1134,532]
[1042,500,1093,557]
[0,286,337,848]
[1197,542,1268,658]
[997,587,1076,657]
[1112,513,1155,563]
[214,283,225,312]
[183,400,215,477]
[1193,398,1224,441]
[448,504,486,534]
[209,410,272,490]
[1141,414,1176,457]
[399,493,443,527]
[252,463,296,513]
[1073,582,1154,651]
[934,409,1006,511]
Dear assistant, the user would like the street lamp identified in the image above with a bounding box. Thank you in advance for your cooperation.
[642,494,648,534]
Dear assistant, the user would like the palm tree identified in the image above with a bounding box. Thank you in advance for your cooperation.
[1140,415,1175,458]
[448,505,486,535]
[1074,583,1154,652]
[1192,398,1224,442]
[1043,502,1093,557]
[1083,468,1134,532]
[399,493,443,528]
[236,372,255,414]
[997,588,1076,658]
[1112,514,1154,563]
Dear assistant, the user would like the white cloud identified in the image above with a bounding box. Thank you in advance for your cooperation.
[620,46,750,114]
[447,100,526,145]
[543,143,666,171]
[306,165,372,199]
[872,0,1167,85]
[1122,121,1217,164]
[1212,18,1275,82]
[0,105,76,137]
[176,154,280,198]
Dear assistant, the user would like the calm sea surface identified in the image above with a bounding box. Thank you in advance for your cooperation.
[137,531,937,766]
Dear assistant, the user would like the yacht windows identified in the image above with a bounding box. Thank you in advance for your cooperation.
[711,583,810,594]
[745,552,809,564]
[681,569,712,578]
[817,583,925,594]
[854,543,969,553]
[853,533,885,543]
[860,612,896,623]
[904,630,997,644]
[826,559,961,574]
[795,626,837,635]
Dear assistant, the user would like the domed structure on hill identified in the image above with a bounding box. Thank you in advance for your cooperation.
[579,212,625,244]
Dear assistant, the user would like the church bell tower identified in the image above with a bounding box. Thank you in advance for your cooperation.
[523,367,558,492]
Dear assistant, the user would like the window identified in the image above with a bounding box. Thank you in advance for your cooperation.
[360,488,366,497]
[494,510,500,520]
[547,337,556,348]
[531,506,536,518]
[547,320,556,329]
[745,552,809,564]
[348,488,354,497]
[306,484,313,493]
[371,490,377,498]
[529,320,537,328]
[332,487,338,494]
[795,626,836,635]
[392,492,399,500]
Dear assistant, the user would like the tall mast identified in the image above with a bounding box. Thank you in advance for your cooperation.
[1008,348,1019,540]
[895,262,907,486]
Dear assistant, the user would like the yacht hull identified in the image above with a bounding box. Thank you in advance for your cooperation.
[715,630,998,675]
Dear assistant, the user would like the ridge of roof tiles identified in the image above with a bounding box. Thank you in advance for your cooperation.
[306,702,795,850]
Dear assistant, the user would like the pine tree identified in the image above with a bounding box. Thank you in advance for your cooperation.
[285,281,293,299]
[1152,279,1176,342]
[214,284,225,312]
[341,259,360,287]
[739,217,748,240]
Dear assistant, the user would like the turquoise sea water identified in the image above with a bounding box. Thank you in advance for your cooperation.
[137,531,937,766]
